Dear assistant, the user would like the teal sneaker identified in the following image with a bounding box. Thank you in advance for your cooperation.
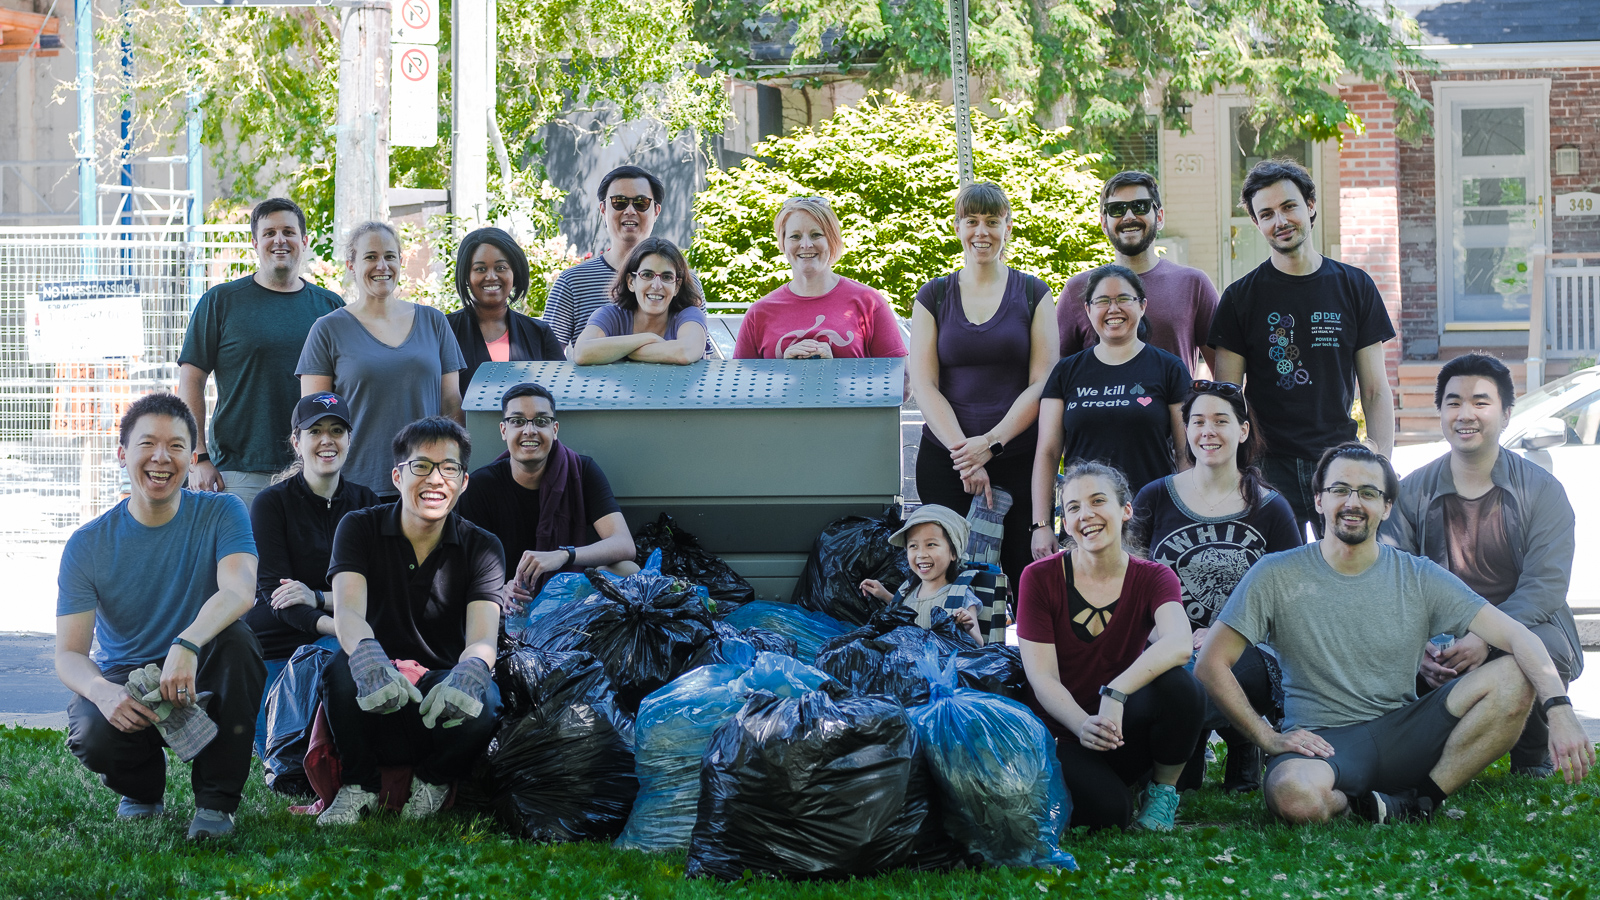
[1132,782,1181,832]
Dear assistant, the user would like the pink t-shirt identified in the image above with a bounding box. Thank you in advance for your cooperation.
[734,276,908,360]
[1057,258,1219,373]
[485,331,511,362]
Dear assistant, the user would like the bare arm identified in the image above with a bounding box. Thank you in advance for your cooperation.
[177,363,222,492]
[459,600,499,669]
[1109,602,1193,694]
[301,374,334,396]
[1019,637,1093,735]
[332,571,376,654]
[1213,347,1245,387]
[1030,399,1066,559]
[1196,623,1335,758]
[626,321,707,365]
[584,511,637,567]
[56,611,159,732]
[440,370,464,424]
[1468,602,1594,782]
[573,324,662,365]
[157,551,257,706]
[1355,342,1394,457]
[1169,402,1191,472]
[907,303,965,449]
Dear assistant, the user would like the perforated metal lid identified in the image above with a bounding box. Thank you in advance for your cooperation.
[463,359,905,411]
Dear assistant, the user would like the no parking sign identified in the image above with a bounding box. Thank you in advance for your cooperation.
[391,43,438,148]
[390,0,439,44]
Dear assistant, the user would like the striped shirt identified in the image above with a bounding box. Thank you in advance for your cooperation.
[542,255,617,347]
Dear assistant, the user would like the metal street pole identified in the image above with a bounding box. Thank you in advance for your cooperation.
[333,0,390,250]
[451,0,492,225]
[947,0,974,188]
[75,0,95,231]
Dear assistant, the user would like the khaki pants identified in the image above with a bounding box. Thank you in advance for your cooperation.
[219,470,274,509]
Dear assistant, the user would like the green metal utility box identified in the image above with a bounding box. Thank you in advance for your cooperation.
[463,359,904,601]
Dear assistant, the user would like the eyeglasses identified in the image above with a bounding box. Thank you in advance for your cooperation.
[1320,483,1387,503]
[631,269,678,286]
[501,415,556,429]
[1086,295,1143,309]
[783,195,831,206]
[1191,380,1243,397]
[402,458,465,479]
[608,195,656,212]
[1103,199,1155,218]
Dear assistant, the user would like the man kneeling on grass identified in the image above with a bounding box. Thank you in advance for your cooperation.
[1196,442,1593,825]
[317,416,505,826]
[56,393,265,840]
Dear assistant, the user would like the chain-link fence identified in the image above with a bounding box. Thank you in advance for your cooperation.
[0,226,253,554]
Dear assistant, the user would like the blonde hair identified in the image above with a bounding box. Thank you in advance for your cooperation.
[343,220,400,263]
[773,197,844,266]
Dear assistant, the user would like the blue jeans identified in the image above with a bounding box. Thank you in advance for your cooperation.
[254,635,340,759]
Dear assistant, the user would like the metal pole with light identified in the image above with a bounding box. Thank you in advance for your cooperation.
[947,0,974,188]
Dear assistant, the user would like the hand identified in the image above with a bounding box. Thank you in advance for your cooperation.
[1435,633,1490,675]
[952,607,983,644]
[500,579,533,614]
[92,679,159,733]
[1030,525,1060,560]
[514,549,572,592]
[1547,706,1597,785]
[1077,713,1123,752]
[949,435,994,476]
[1263,728,1335,759]
[349,638,422,714]
[419,658,492,729]
[1419,641,1459,690]
[160,641,199,708]
[782,339,831,359]
[271,579,318,610]
[859,578,892,602]
[188,460,225,493]
[1192,626,1209,653]
[961,466,993,508]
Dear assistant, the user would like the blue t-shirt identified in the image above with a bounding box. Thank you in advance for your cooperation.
[57,491,257,668]
[586,303,712,359]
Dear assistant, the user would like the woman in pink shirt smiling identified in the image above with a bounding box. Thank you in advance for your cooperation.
[733,196,907,361]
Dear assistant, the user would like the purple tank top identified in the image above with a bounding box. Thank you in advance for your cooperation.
[915,268,1044,454]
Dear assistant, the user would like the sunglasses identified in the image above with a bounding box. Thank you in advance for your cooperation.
[608,195,656,212]
[1191,380,1243,397]
[1103,199,1155,218]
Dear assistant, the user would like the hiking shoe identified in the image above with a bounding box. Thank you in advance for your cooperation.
[116,797,164,820]
[316,785,378,826]
[400,777,449,820]
[187,808,234,840]
[1354,789,1434,824]
[1131,783,1181,832]
[1222,741,1263,793]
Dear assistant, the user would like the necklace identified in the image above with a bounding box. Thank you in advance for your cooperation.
[1180,471,1244,516]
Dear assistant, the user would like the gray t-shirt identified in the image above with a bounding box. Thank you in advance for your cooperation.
[1217,543,1485,732]
[295,306,466,496]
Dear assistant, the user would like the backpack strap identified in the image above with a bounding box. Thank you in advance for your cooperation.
[926,271,961,320]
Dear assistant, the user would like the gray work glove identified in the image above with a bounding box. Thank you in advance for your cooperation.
[349,639,422,714]
[418,658,491,729]
[125,663,217,762]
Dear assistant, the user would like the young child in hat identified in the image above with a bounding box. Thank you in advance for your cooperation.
[859,504,985,645]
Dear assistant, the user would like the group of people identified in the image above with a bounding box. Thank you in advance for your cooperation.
[52,155,1592,848]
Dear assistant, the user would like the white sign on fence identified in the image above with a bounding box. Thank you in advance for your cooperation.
[1555,192,1600,217]
[390,43,439,148]
[390,0,439,45]
[24,279,144,362]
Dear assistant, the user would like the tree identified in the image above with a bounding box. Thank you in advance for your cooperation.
[693,0,1434,157]
[690,91,1109,313]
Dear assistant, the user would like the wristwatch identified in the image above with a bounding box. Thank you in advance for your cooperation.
[988,439,1004,458]
[561,546,577,568]
[195,452,211,464]
[1098,685,1128,705]
[1028,521,1052,533]
[1543,695,1573,715]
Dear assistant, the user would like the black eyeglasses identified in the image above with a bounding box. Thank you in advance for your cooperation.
[608,195,656,212]
[1103,199,1155,218]
[1320,483,1387,503]
[1191,380,1243,397]
[501,415,556,429]
[402,459,465,479]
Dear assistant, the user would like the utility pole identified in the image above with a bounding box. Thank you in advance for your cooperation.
[451,0,492,226]
[947,0,974,188]
[333,1,390,252]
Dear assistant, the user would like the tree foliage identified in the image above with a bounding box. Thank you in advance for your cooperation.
[694,0,1435,152]
[690,91,1110,313]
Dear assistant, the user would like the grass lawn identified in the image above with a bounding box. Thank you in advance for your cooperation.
[2,725,1595,900]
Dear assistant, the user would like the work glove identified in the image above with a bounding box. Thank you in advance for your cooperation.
[966,487,1012,566]
[418,658,491,729]
[125,663,217,762]
[350,639,422,714]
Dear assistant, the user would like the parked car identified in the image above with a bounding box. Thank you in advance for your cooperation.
[1389,365,1600,609]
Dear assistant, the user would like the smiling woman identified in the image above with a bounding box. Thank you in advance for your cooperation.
[572,237,710,365]
[445,228,565,388]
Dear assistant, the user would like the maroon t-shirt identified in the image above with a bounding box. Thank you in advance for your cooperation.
[1016,552,1183,717]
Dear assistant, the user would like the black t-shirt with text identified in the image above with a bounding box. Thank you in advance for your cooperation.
[1208,258,1394,460]
[456,456,622,573]
[1041,344,1190,497]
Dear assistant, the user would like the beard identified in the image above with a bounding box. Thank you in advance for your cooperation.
[1108,222,1158,257]
[1330,514,1373,546]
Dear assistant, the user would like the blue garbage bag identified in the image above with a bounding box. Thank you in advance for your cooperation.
[262,642,336,796]
[907,655,1075,870]
[723,601,850,662]
[616,653,832,852]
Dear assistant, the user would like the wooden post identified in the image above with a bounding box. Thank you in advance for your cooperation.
[334,1,391,251]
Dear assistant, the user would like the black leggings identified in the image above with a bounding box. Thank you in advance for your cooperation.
[1054,667,1205,830]
[915,432,1035,590]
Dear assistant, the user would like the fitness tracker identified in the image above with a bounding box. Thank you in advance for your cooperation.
[1098,685,1128,705]
[171,637,202,657]
[1543,695,1573,715]
[195,452,211,464]
[562,546,577,568]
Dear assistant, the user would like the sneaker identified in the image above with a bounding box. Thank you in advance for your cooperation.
[187,808,234,840]
[116,797,164,820]
[1353,789,1434,824]
[316,785,378,827]
[400,777,449,820]
[1511,763,1555,778]
[1131,782,1181,832]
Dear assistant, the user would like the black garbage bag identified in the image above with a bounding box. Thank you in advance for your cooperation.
[482,646,639,842]
[522,566,717,714]
[633,513,754,615]
[815,605,976,706]
[262,642,336,796]
[791,508,911,625]
[686,685,940,880]
[949,643,1032,704]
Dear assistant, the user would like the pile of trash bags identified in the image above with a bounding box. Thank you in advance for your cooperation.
[792,509,910,625]
[723,601,850,662]
[633,513,754,614]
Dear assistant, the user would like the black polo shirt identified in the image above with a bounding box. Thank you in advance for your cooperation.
[327,503,505,670]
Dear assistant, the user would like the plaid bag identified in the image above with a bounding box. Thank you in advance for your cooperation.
[953,564,1011,647]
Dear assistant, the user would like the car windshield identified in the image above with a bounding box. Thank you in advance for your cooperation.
[1505,368,1600,442]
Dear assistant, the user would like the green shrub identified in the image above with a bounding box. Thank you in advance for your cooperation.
[690,91,1111,314]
